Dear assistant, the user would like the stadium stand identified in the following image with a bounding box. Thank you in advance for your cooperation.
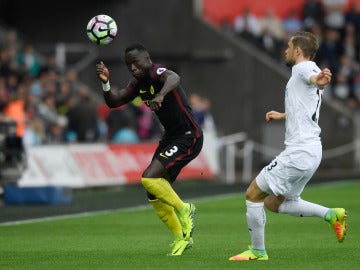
[0,0,359,186]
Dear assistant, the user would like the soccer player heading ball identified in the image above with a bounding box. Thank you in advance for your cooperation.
[229,31,347,261]
[96,44,203,256]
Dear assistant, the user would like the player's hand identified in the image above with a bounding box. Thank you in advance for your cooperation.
[316,68,332,89]
[149,94,164,111]
[96,61,110,83]
[266,111,285,122]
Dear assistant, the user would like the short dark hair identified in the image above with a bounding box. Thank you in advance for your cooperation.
[291,31,319,60]
[125,43,147,53]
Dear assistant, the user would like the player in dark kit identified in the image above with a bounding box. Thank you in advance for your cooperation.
[96,43,203,256]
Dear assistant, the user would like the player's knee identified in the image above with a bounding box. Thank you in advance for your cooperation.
[141,177,153,189]
[264,195,284,213]
[245,187,262,201]
[142,159,165,178]
[264,197,277,212]
[245,180,262,201]
[245,188,254,201]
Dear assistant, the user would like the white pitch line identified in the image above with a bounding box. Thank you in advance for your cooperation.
[0,192,241,227]
[1,179,357,227]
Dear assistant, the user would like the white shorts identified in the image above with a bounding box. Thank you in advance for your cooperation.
[256,145,322,199]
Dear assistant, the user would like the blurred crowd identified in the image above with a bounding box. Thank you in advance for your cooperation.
[0,28,165,147]
[220,0,360,111]
[0,27,218,148]
[7,1,357,148]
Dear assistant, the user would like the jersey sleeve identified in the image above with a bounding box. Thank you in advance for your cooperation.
[299,62,321,85]
[150,64,167,82]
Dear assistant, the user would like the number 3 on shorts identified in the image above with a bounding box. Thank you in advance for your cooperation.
[159,145,178,158]
[165,146,178,156]
[267,160,277,171]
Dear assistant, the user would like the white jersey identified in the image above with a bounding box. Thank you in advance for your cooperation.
[284,61,323,146]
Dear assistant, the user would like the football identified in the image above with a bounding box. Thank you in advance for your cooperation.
[86,15,117,45]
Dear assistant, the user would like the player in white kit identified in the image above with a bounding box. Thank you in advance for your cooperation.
[229,31,347,261]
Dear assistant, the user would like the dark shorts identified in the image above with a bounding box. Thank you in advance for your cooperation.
[154,132,203,182]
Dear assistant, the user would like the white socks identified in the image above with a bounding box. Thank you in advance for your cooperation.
[246,200,266,250]
[278,198,329,219]
[245,198,329,252]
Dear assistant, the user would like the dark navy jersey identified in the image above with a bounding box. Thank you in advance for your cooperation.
[125,63,202,137]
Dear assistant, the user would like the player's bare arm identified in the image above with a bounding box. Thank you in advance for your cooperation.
[149,70,180,111]
[310,68,332,89]
[96,61,134,108]
[266,110,286,122]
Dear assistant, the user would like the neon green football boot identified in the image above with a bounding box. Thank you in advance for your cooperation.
[177,203,196,240]
[326,208,347,243]
[169,237,193,256]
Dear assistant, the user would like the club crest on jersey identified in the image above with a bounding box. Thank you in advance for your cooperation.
[156,68,167,75]
[149,85,155,95]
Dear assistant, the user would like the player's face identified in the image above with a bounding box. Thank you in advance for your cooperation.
[284,38,296,66]
[125,50,152,80]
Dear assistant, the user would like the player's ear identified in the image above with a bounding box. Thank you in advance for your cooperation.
[146,55,152,64]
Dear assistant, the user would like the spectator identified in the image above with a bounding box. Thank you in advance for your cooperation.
[36,94,67,143]
[353,72,360,106]
[322,0,347,33]
[259,8,284,57]
[189,93,217,135]
[332,54,358,105]
[105,103,138,143]
[3,86,26,139]
[55,79,75,115]
[29,68,48,99]
[233,7,261,42]
[333,71,351,102]
[23,118,44,146]
[302,0,324,30]
[345,2,360,35]
[112,126,139,144]
[282,9,303,41]
[189,92,219,174]
[342,22,360,62]
[44,52,61,74]
[316,27,343,73]
[64,68,81,94]
[5,30,21,71]
[0,46,14,78]
[6,72,19,95]
[96,103,111,141]
[65,84,99,142]
[16,43,41,78]
[0,76,9,111]
[2,84,27,161]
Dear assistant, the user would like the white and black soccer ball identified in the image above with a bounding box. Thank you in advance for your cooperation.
[86,15,117,45]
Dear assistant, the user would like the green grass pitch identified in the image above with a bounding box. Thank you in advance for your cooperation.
[0,180,359,270]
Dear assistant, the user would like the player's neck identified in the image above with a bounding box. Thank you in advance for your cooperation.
[295,56,311,65]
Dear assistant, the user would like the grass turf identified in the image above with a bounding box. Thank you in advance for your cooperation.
[0,180,359,270]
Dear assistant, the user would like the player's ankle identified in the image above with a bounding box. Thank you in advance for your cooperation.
[324,209,334,223]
